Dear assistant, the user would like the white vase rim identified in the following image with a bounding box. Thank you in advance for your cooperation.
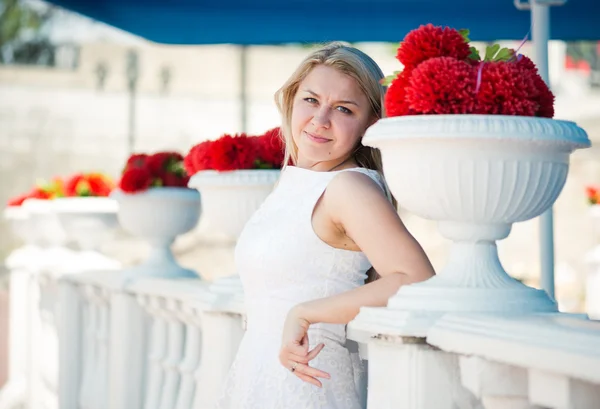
[53,197,118,213]
[111,187,200,202]
[188,168,281,188]
[365,115,590,148]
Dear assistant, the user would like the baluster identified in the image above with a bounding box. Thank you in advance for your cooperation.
[175,304,202,409]
[93,290,110,409]
[159,298,186,409]
[109,290,149,409]
[79,285,98,409]
[193,310,244,409]
[58,280,83,409]
[144,296,168,409]
[89,287,106,409]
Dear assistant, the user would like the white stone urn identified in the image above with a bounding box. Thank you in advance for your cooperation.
[188,169,279,295]
[188,170,280,242]
[21,199,67,247]
[111,187,201,279]
[350,115,590,336]
[3,205,38,246]
[53,197,119,251]
[585,204,600,319]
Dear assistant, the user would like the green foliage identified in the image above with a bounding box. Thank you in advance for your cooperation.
[0,0,54,64]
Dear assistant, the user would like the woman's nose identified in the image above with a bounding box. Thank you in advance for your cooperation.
[311,106,331,129]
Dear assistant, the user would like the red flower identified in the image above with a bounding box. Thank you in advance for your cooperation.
[87,173,114,196]
[125,154,148,170]
[147,152,184,178]
[185,141,213,174]
[162,172,190,188]
[210,134,257,171]
[65,174,85,197]
[119,167,153,193]
[7,194,29,207]
[533,76,555,118]
[515,55,554,118]
[28,187,53,200]
[405,57,477,114]
[474,61,539,116]
[587,186,600,205]
[384,69,415,117]
[396,24,472,70]
[64,173,113,197]
[254,127,285,168]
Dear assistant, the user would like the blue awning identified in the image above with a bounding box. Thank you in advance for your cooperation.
[47,0,600,44]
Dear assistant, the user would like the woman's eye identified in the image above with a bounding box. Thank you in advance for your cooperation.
[337,106,352,114]
[304,97,318,104]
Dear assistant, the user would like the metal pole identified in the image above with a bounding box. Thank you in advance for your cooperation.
[240,45,248,133]
[126,49,139,155]
[531,2,556,299]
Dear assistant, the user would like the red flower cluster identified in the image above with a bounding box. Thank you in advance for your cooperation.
[65,173,114,197]
[6,173,114,207]
[406,57,477,114]
[587,185,600,205]
[396,24,472,70]
[385,24,555,118]
[119,151,190,193]
[184,127,285,174]
[7,187,53,206]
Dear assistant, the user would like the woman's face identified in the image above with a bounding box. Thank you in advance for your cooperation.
[291,65,374,170]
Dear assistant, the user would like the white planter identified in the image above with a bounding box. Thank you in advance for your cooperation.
[188,170,280,242]
[53,197,119,251]
[21,199,67,247]
[111,188,201,279]
[3,206,37,246]
[356,115,590,332]
[585,205,600,319]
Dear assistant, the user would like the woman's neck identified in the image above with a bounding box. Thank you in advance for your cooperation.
[296,156,357,172]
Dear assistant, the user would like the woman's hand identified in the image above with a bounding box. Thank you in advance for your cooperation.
[279,306,330,387]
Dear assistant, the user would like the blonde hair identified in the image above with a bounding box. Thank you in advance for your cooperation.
[274,42,386,174]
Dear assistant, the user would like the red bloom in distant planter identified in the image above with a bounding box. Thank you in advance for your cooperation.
[87,173,114,196]
[65,173,114,197]
[7,193,30,207]
[254,127,285,169]
[185,128,286,174]
[209,134,258,171]
[586,185,600,205]
[405,57,477,115]
[147,152,184,178]
[119,167,153,193]
[396,24,472,69]
[186,141,213,174]
[118,150,190,194]
[162,172,190,188]
[65,174,85,196]
[124,154,148,172]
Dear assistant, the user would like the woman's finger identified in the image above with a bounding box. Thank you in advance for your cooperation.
[306,343,325,361]
[280,351,309,365]
[295,372,323,388]
[293,362,331,381]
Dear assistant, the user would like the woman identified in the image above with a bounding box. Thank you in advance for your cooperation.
[215,43,435,409]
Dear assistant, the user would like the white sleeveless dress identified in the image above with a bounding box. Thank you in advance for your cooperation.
[214,165,388,409]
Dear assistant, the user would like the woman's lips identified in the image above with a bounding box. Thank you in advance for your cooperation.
[305,131,331,143]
